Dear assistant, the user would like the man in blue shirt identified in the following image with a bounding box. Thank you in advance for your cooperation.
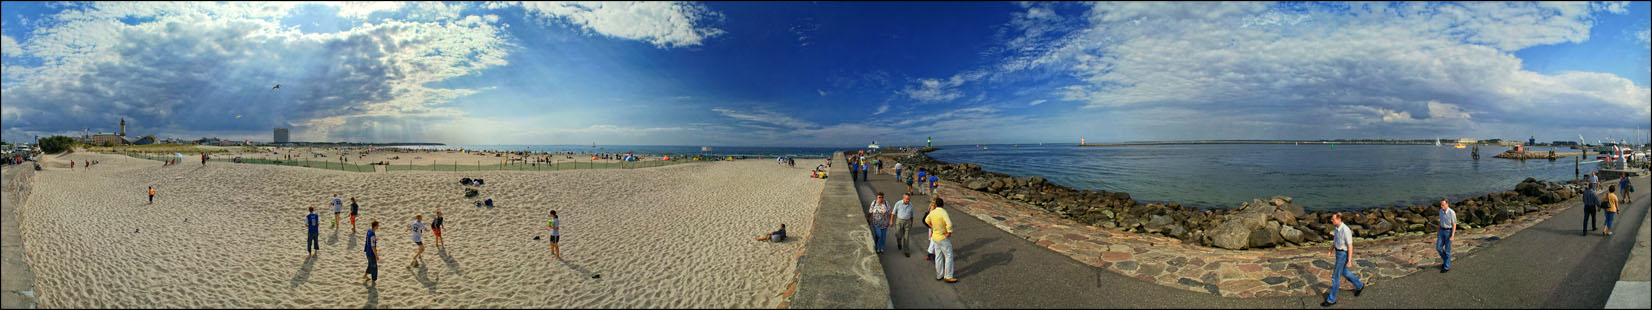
[305,207,320,257]
[928,175,939,196]
[917,170,927,194]
[363,220,379,286]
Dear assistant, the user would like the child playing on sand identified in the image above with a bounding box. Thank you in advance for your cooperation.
[547,211,562,260]
[432,211,445,247]
[330,194,344,229]
[349,198,360,233]
[407,214,427,267]
[306,207,320,257]
[364,220,379,286]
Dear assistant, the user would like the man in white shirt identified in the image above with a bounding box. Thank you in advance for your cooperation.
[1436,199,1456,273]
[1323,213,1364,307]
[892,193,915,257]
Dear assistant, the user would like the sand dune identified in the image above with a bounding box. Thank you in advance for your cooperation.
[18,152,824,308]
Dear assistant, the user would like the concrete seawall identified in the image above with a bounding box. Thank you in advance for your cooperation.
[2,166,39,309]
[789,152,890,309]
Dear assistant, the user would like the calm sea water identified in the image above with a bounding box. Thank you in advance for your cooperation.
[928,143,1603,211]
[389,144,840,159]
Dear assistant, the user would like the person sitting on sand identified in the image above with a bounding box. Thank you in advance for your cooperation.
[407,214,427,267]
[757,224,787,242]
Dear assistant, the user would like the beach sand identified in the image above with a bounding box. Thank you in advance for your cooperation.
[209,146,678,167]
[18,152,824,308]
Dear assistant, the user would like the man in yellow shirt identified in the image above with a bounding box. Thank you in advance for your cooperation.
[925,197,956,283]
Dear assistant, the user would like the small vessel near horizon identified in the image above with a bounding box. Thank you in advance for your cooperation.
[867,141,880,149]
[701,146,713,151]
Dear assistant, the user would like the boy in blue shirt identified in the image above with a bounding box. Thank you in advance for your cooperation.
[363,220,379,286]
[305,207,320,257]
[929,175,939,196]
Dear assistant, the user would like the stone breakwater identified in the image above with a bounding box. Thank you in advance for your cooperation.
[884,150,1585,250]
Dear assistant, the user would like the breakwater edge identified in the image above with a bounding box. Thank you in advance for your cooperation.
[878,148,1587,250]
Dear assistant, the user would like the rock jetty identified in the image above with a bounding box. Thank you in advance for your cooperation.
[885,150,1584,250]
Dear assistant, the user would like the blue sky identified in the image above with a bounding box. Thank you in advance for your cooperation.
[2,2,1649,147]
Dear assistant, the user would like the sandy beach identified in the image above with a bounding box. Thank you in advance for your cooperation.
[17,152,824,308]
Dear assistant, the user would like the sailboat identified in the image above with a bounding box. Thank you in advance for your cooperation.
[1436,137,1441,146]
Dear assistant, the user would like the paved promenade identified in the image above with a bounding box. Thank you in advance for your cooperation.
[1,166,39,309]
[856,166,1648,308]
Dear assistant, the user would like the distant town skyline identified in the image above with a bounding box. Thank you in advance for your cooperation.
[2,2,1649,147]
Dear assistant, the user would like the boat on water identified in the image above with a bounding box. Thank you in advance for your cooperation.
[867,141,880,149]
[701,146,713,151]
[1453,144,1467,149]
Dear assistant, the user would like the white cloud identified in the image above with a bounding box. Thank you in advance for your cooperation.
[1,2,513,143]
[0,35,20,57]
[991,1,1647,137]
[902,71,986,103]
[817,89,827,96]
[872,104,889,115]
[498,1,724,48]
[1028,99,1046,106]
[711,107,817,129]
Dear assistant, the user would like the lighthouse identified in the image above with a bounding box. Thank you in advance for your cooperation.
[1081,136,1085,145]
[120,118,126,137]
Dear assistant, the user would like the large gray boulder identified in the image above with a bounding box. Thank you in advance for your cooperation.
[1280,225,1305,244]
[1208,221,1252,250]
[967,180,989,191]
[1271,210,1298,226]
[1248,222,1283,248]
[1146,215,1174,233]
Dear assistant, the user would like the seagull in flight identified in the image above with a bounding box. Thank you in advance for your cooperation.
[272,84,281,90]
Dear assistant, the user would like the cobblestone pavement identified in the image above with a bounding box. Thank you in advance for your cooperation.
[929,177,1574,298]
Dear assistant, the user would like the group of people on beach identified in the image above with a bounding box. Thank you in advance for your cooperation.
[297,192,569,287]
[298,193,462,286]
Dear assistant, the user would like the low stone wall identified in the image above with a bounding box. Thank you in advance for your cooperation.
[887,150,1585,250]
[788,152,890,309]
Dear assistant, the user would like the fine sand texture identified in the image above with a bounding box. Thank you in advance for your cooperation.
[209,146,676,167]
[18,152,824,308]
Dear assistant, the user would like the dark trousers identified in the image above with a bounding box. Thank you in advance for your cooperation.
[1583,205,1598,232]
[307,231,319,253]
[366,256,378,280]
[148,195,153,204]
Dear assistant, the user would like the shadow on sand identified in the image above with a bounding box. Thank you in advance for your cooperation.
[289,254,317,288]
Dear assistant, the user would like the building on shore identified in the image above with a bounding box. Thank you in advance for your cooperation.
[1456,138,1479,144]
[273,128,290,144]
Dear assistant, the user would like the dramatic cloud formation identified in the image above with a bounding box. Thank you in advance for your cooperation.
[928,1,1650,141]
[497,1,725,48]
[1,1,726,143]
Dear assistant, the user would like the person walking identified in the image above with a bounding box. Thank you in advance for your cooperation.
[329,194,344,229]
[1322,212,1365,307]
[916,170,928,194]
[861,160,869,181]
[363,220,379,286]
[928,174,939,196]
[1583,183,1600,236]
[148,186,155,204]
[547,210,562,260]
[893,193,915,257]
[894,162,903,180]
[926,197,956,282]
[1436,199,1456,273]
[1590,171,1599,188]
[924,198,936,261]
[868,192,891,254]
[905,171,916,195]
[1604,185,1620,236]
[432,211,446,247]
[305,206,321,257]
[849,161,858,181]
[349,198,360,233]
[406,214,427,267]
[1619,176,1632,204]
